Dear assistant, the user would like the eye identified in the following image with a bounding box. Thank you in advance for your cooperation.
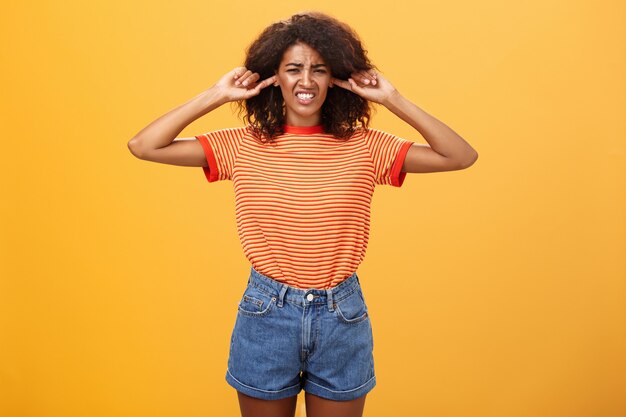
[287,69,299,72]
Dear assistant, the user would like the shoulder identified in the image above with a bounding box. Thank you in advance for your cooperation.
[356,126,397,142]
[201,125,251,140]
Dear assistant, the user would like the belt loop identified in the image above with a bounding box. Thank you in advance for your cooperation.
[277,284,288,308]
[326,287,334,312]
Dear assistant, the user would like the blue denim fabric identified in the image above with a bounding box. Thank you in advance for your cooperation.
[225,266,376,401]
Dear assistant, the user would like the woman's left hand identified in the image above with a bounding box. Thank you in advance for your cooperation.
[331,70,399,105]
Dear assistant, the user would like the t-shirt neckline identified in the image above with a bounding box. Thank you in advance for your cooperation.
[283,124,324,134]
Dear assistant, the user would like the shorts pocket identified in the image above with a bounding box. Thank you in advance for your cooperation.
[334,288,369,324]
[238,285,277,317]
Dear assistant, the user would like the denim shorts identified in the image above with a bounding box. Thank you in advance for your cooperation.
[225,266,376,401]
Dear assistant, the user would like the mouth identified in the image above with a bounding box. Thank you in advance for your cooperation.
[295,91,316,105]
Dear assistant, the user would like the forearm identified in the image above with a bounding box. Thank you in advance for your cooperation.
[382,90,477,161]
[129,86,226,152]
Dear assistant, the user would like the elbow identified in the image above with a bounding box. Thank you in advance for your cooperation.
[459,150,478,169]
[127,137,145,159]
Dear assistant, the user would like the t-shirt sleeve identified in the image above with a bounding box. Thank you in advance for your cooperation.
[363,128,414,187]
[194,127,247,183]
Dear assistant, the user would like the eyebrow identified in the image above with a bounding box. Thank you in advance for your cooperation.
[285,63,327,68]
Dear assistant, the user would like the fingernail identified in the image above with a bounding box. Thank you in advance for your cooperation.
[243,81,248,86]
[235,81,240,85]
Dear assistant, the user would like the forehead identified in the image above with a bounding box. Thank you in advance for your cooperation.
[279,43,326,65]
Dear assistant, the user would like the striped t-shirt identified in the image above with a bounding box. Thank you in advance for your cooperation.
[195,124,413,289]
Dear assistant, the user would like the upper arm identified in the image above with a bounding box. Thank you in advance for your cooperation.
[128,137,208,167]
[402,143,470,173]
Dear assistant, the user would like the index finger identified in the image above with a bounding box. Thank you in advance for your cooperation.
[258,75,277,89]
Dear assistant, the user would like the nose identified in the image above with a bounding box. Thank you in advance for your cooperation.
[299,70,313,87]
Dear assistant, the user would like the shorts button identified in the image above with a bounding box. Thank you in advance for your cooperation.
[306,293,314,301]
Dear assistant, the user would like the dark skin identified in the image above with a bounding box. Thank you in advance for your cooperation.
[231,59,372,417]
[230,46,373,417]
[237,391,367,417]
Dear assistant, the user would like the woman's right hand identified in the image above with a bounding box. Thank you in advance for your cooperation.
[214,67,277,103]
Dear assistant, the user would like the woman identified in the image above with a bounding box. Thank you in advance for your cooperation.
[128,11,477,417]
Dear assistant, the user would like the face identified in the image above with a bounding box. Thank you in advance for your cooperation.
[274,42,333,126]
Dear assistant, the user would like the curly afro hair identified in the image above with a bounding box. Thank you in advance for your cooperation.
[235,11,377,142]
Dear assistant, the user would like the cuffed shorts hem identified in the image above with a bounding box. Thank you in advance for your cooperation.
[303,375,376,401]
[225,368,302,400]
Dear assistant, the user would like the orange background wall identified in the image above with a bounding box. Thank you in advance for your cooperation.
[1,0,624,416]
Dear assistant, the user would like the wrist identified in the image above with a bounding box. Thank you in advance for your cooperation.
[381,88,402,108]
[203,85,229,108]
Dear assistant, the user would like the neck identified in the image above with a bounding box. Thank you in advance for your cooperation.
[285,112,321,127]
